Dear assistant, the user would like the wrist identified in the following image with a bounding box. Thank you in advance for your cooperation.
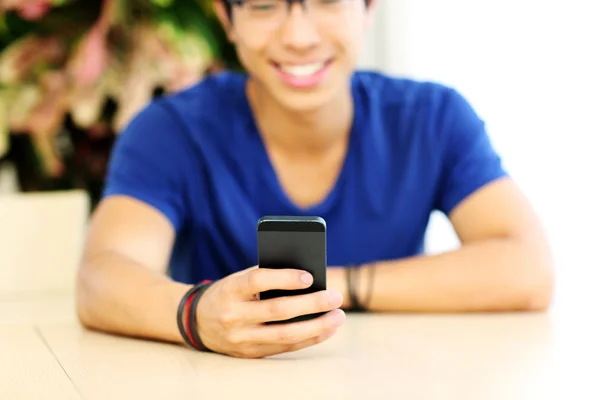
[176,280,213,351]
[327,267,352,309]
[344,263,377,312]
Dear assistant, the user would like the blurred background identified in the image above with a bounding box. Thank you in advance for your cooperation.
[1,1,599,308]
[0,0,239,207]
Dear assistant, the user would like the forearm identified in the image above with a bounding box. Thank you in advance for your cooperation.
[332,237,554,313]
[76,251,192,343]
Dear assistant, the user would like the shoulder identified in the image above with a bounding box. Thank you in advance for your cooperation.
[353,70,454,108]
[157,71,246,129]
[352,71,471,123]
[161,71,245,110]
[353,71,481,140]
[117,71,246,146]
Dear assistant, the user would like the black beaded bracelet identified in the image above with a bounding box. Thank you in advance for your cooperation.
[188,282,214,352]
[346,265,365,312]
[363,263,376,310]
[176,281,213,351]
[345,263,377,312]
[177,285,204,349]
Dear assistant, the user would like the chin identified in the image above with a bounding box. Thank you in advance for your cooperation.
[275,91,337,114]
[271,78,349,115]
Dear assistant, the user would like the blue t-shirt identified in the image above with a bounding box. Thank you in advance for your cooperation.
[103,71,507,284]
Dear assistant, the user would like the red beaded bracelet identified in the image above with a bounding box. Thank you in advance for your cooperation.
[177,280,213,351]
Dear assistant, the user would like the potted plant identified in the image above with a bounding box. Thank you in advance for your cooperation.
[0,0,237,207]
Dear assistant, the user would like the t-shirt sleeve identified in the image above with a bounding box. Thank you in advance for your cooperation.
[102,101,191,231]
[434,88,509,216]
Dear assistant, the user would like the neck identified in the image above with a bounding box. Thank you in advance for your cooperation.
[247,79,354,154]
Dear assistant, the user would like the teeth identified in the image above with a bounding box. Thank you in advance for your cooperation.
[279,62,325,77]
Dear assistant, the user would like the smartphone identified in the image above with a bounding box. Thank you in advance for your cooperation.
[257,216,327,324]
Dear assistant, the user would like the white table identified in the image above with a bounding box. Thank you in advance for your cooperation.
[0,326,81,399]
[0,293,597,399]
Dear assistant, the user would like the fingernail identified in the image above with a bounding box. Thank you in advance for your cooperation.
[331,309,346,323]
[328,291,343,306]
[301,273,313,285]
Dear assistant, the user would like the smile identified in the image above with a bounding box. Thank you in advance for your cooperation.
[278,61,328,77]
[273,60,333,88]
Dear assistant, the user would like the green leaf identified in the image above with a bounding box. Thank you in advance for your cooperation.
[151,0,175,7]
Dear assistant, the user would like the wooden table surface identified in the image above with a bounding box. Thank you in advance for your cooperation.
[0,292,597,400]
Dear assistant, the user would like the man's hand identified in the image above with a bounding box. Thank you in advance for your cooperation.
[196,266,345,358]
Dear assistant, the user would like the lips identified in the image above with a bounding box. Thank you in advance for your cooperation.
[277,61,327,77]
[274,60,332,77]
[272,59,333,89]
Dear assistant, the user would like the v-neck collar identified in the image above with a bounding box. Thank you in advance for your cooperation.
[233,72,363,216]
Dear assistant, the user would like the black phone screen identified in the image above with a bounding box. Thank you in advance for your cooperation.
[257,217,327,323]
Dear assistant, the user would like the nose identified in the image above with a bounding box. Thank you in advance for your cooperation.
[278,2,321,51]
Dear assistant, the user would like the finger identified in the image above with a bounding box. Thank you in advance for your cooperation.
[244,309,346,345]
[243,290,343,324]
[281,326,338,352]
[240,328,339,359]
[232,267,314,300]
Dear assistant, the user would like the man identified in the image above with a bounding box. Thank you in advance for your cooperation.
[76,0,554,359]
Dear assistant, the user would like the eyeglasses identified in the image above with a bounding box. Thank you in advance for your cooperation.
[227,0,356,28]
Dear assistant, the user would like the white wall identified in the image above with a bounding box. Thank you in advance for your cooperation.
[364,0,600,308]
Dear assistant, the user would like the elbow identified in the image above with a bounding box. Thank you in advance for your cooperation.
[520,255,556,312]
[523,272,555,312]
[523,289,553,312]
[502,232,555,312]
[75,264,97,330]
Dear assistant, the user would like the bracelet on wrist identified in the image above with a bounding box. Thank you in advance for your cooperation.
[346,265,364,312]
[177,280,213,351]
[345,263,376,312]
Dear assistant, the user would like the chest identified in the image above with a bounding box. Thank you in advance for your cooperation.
[188,147,438,269]
[265,141,349,210]
[182,116,443,277]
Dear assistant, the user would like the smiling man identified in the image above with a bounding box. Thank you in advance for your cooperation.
[76,0,554,359]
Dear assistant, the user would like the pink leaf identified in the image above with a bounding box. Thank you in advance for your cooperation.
[74,26,109,86]
[16,1,52,21]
